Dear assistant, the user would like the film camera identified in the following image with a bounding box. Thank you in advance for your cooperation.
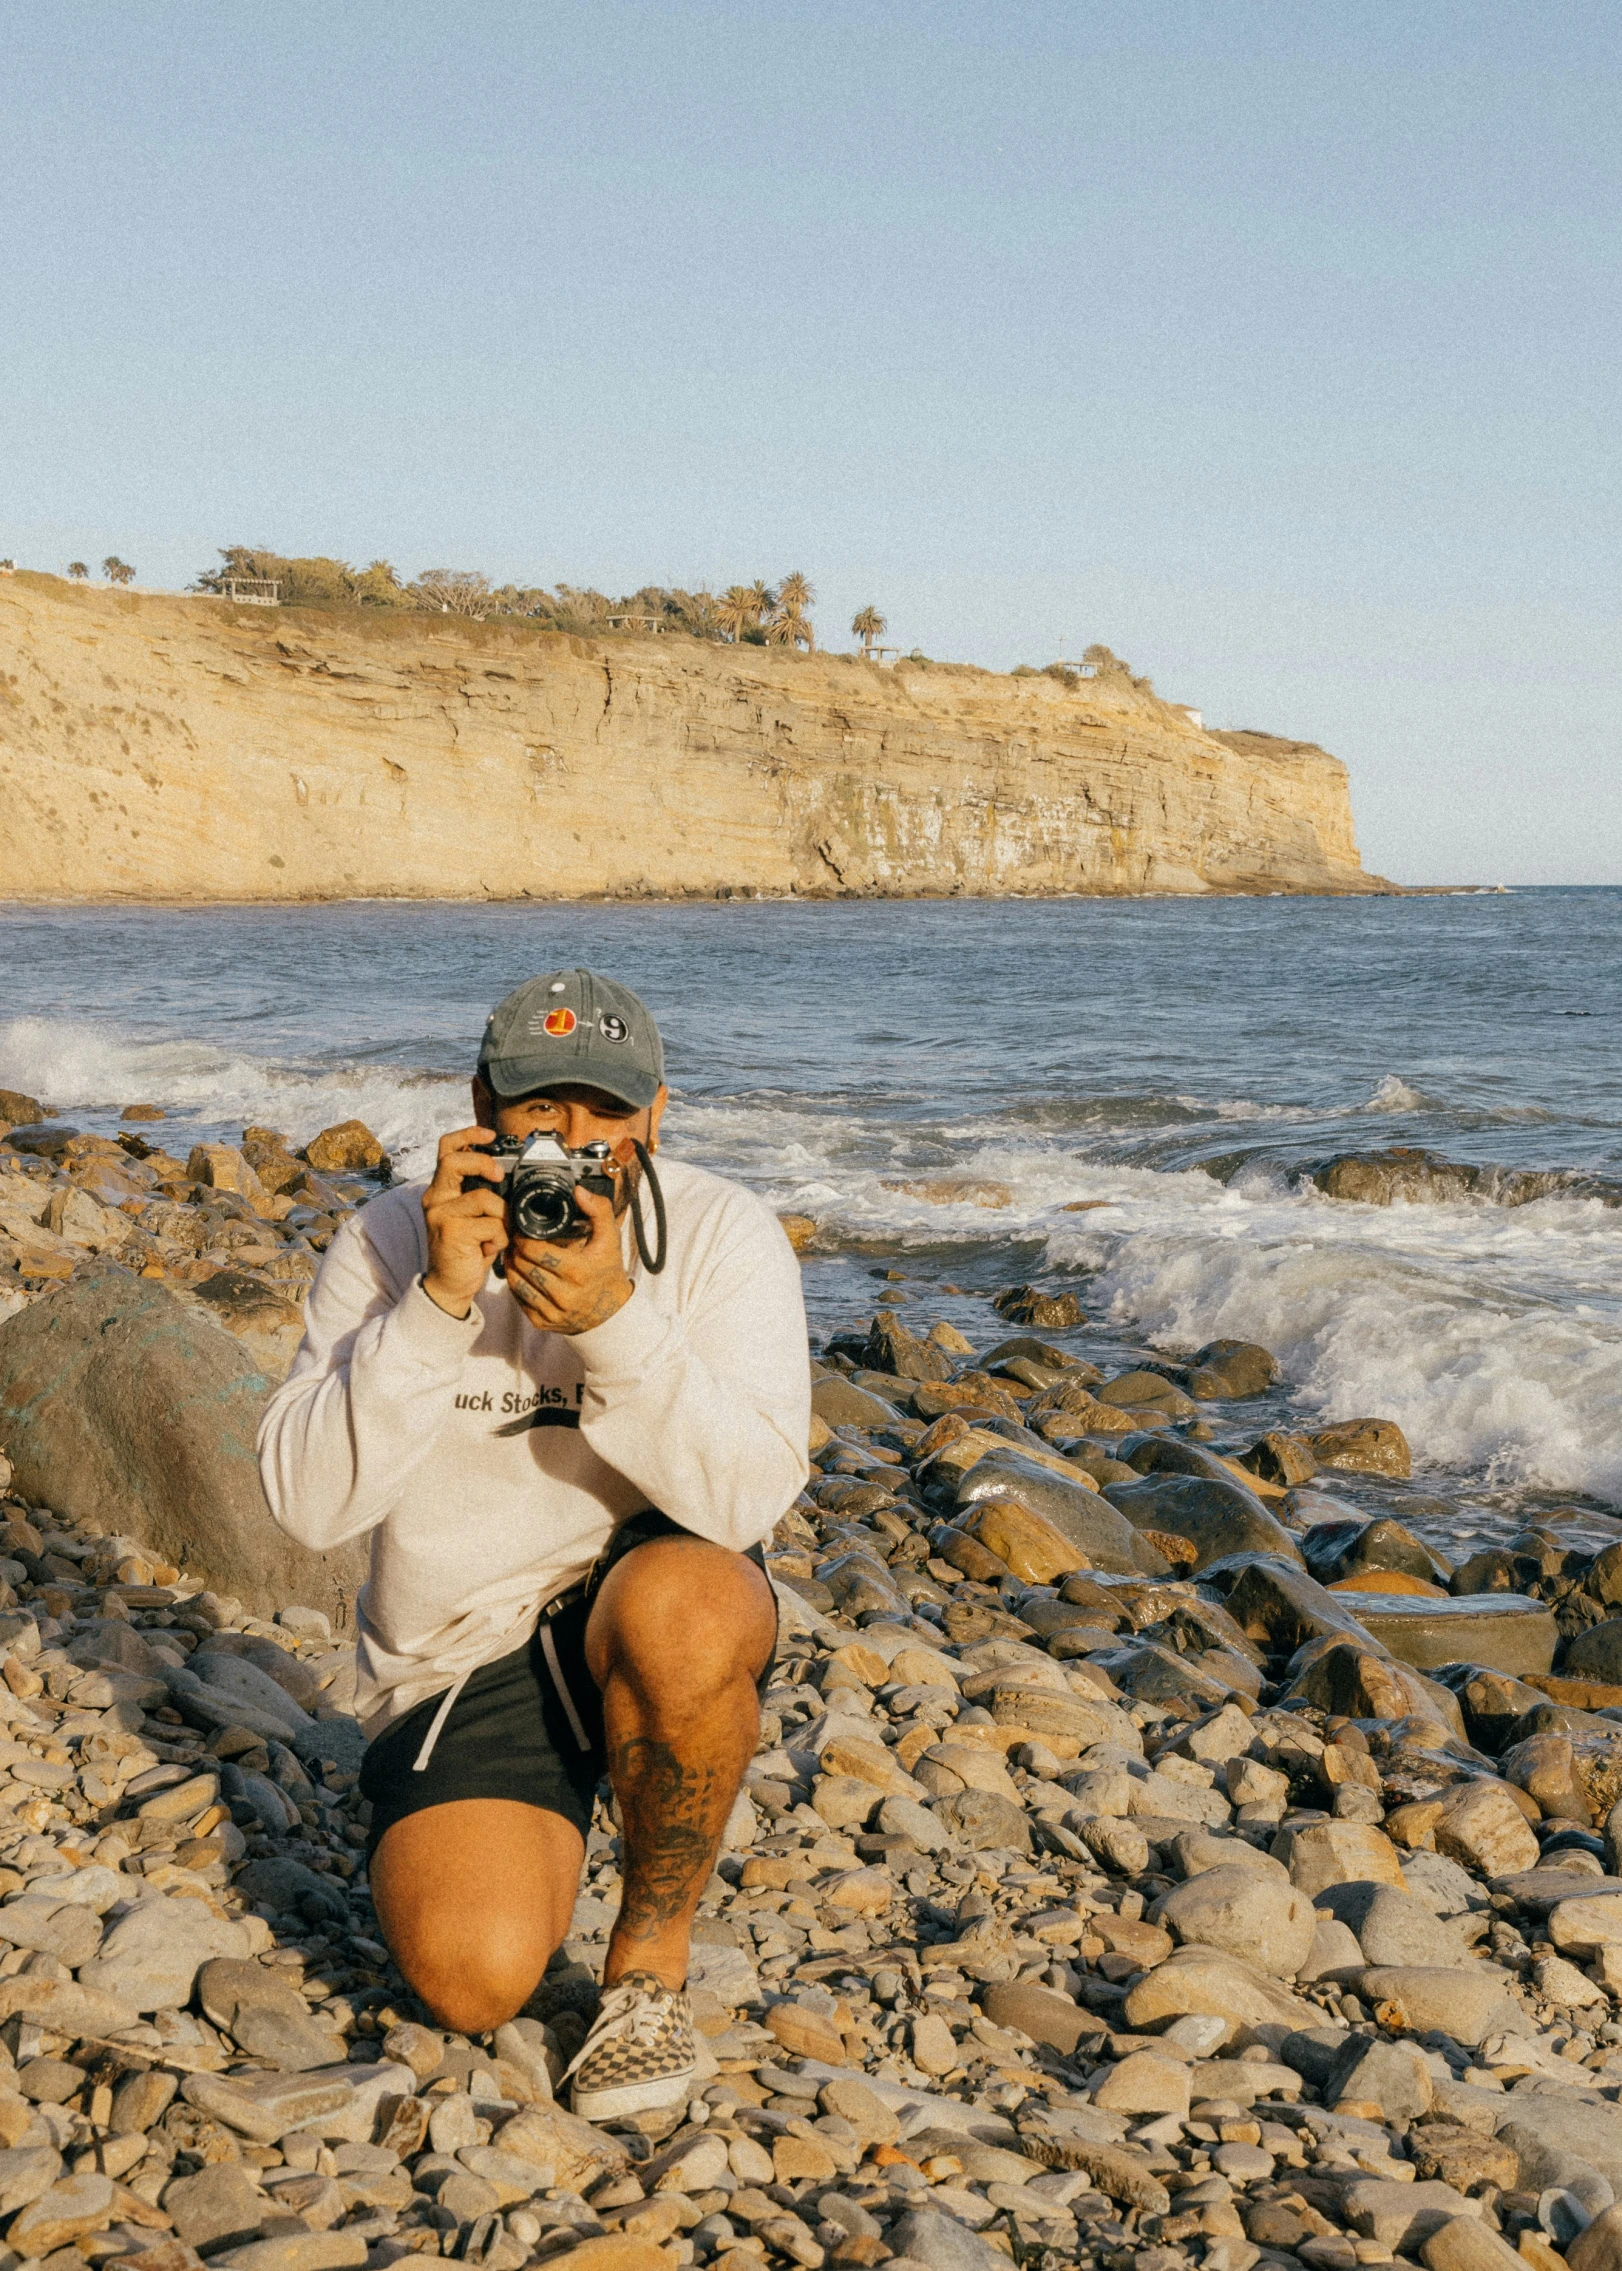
[482,1132,618,1244]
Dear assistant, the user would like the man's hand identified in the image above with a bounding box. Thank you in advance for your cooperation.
[422,1126,508,1319]
[503,1183,634,1337]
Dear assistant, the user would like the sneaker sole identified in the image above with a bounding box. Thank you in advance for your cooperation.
[569,2063,697,2123]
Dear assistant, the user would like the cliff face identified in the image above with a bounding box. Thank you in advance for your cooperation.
[0,575,1384,901]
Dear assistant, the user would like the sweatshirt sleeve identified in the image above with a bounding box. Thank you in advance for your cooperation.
[256,1191,480,1551]
[571,1191,810,1554]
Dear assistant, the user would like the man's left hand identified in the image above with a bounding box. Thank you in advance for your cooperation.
[505,1185,634,1336]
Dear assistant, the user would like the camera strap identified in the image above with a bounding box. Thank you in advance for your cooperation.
[628,1139,667,1274]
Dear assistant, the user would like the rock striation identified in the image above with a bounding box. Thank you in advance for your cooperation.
[0,575,1388,901]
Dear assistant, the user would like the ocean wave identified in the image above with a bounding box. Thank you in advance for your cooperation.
[1049,1189,1622,1504]
[8,1010,1619,1506]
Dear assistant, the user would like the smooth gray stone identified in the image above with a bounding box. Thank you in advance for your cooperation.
[1102,1472,1303,1574]
[955,1450,1168,1577]
[0,1259,364,1626]
[1498,2099,1622,2192]
[888,2206,1012,2271]
[1314,1881,1471,1969]
[1330,1590,1557,1677]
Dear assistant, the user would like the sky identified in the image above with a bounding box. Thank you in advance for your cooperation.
[2,1,1618,885]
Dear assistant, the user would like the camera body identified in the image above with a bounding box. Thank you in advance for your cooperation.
[482,1132,617,1243]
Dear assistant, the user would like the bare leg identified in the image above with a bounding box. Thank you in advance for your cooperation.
[585,1537,777,1991]
[369,1799,585,2035]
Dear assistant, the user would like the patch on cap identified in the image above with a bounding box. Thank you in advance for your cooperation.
[599,1014,628,1043]
[542,1007,577,1037]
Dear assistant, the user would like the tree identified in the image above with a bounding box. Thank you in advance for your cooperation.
[102,556,135,585]
[352,560,409,608]
[67,561,89,581]
[770,571,816,651]
[412,569,491,617]
[852,605,886,655]
[719,584,764,642]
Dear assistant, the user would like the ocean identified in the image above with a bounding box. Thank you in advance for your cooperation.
[2,889,1618,1548]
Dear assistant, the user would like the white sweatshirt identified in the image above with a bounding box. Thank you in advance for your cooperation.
[257,1158,810,1743]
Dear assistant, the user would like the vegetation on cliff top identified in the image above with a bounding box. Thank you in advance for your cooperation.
[191,547,833,648]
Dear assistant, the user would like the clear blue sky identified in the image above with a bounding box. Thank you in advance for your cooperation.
[3,1,1617,884]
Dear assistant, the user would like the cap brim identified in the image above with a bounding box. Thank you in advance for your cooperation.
[480,1059,661,1110]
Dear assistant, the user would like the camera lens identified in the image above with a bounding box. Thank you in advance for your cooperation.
[511,1173,575,1241]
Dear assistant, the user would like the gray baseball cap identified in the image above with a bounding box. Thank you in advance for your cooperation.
[478,968,665,1109]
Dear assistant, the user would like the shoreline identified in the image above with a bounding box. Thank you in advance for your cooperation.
[2,1115,1622,2267]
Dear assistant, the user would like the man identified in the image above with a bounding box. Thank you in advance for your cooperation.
[258,968,809,2119]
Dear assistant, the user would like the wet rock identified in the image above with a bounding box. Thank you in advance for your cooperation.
[1308,1417,1413,1478]
[810,1376,902,1430]
[1329,1589,1557,1676]
[0,1261,366,1627]
[1103,1472,1304,1574]
[1563,1621,1622,1686]
[0,1089,46,1126]
[992,1286,1083,1329]
[959,1497,1088,1584]
[862,1313,953,1382]
[955,1450,1168,1576]
[1181,1340,1278,1400]
[1241,1431,1319,1486]
[302,1121,386,1173]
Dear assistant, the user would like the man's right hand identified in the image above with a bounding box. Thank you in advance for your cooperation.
[421,1126,508,1319]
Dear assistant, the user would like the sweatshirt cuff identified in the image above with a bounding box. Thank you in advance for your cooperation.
[572,1286,677,1379]
[392,1274,484,1364]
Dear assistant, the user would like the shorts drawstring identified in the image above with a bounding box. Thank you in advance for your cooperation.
[411,1670,473,1772]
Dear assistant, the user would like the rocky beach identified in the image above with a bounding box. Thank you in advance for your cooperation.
[3,1091,1622,2271]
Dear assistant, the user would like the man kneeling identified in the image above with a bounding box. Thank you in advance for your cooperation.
[258,969,808,2118]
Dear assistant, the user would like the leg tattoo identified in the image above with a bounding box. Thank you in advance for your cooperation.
[610,1736,728,1942]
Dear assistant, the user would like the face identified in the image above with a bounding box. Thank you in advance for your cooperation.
[472,1078,668,1190]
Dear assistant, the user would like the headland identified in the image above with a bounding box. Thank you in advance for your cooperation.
[0,575,1390,902]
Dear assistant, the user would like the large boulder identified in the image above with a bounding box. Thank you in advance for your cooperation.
[1327,1591,1556,1677]
[1103,1472,1304,1574]
[955,1450,1168,1577]
[0,1262,365,1628]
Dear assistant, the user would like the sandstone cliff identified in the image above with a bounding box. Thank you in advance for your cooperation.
[0,574,1386,901]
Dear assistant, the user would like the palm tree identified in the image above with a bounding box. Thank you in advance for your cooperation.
[852,605,886,656]
[67,561,89,581]
[102,556,135,586]
[769,570,815,651]
[719,584,763,643]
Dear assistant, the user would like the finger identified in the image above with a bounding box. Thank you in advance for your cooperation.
[430,1188,508,1220]
[574,1186,619,1245]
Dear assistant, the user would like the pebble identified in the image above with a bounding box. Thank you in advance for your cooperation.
[7,1141,1622,2270]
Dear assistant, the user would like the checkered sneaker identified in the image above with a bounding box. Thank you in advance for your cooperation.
[564,1969,698,2122]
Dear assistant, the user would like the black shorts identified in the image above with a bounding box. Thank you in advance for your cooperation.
[359,1513,778,1854]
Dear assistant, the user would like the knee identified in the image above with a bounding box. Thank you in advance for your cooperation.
[393,1925,553,2035]
[591,1540,773,1699]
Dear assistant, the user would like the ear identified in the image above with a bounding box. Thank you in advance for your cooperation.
[647,1085,670,1151]
[472,1075,497,1130]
